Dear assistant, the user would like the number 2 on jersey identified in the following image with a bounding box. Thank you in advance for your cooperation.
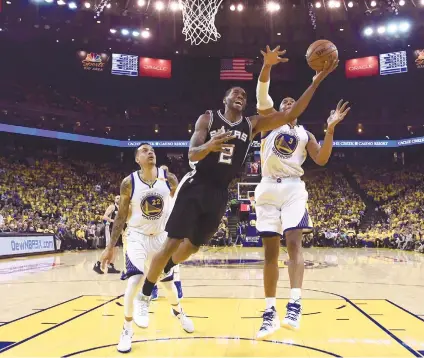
[218,145,235,165]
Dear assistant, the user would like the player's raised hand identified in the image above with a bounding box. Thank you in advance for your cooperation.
[312,59,339,86]
[207,131,236,152]
[327,100,350,130]
[261,45,289,66]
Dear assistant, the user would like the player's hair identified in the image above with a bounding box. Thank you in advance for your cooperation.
[134,142,153,158]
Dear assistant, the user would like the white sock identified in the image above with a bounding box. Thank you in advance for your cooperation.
[162,280,182,314]
[173,265,180,281]
[289,288,301,304]
[123,319,132,330]
[265,297,276,309]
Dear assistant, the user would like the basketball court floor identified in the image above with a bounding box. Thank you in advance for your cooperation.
[0,247,423,357]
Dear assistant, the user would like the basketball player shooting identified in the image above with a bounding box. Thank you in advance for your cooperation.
[93,195,121,274]
[127,52,338,328]
[99,144,194,353]
[255,45,350,339]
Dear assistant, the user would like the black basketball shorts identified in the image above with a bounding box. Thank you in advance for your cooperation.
[165,174,228,247]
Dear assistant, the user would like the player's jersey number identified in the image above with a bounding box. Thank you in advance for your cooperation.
[218,145,234,165]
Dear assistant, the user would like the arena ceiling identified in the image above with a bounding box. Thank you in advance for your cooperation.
[1,0,423,57]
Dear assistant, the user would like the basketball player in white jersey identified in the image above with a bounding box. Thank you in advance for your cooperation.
[255,46,350,339]
[150,165,184,301]
[100,143,194,353]
[93,195,121,274]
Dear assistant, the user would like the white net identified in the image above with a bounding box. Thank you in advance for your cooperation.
[181,0,223,46]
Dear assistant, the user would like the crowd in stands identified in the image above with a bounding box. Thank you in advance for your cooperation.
[1,144,423,254]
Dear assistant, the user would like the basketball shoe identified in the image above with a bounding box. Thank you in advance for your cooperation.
[133,294,150,328]
[282,301,302,329]
[171,308,194,333]
[151,285,159,301]
[256,306,280,340]
[93,261,103,274]
[107,263,120,274]
[117,325,133,353]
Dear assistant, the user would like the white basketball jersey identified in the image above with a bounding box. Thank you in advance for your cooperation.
[126,168,171,235]
[260,124,309,178]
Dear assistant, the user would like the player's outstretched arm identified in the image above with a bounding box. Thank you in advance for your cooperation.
[188,113,236,162]
[256,45,288,115]
[250,59,339,136]
[307,99,350,166]
[100,176,131,268]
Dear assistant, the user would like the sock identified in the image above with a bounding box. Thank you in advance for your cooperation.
[142,278,156,296]
[123,319,132,330]
[108,263,114,268]
[289,288,301,304]
[265,297,276,309]
[164,257,177,274]
[96,261,100,265]
[162,280,182,314]
[173,265,180,281]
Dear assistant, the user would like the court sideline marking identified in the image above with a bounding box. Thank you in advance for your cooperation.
[0,295,122,354]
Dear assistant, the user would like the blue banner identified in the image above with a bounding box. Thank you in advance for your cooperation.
[1,123,423,149]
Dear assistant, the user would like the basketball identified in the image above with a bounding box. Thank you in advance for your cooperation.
[306,40,338,71]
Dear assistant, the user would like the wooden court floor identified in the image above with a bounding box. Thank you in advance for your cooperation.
[0,247,423,357]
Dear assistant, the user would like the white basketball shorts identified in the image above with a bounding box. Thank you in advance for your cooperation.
[255,177,313,237]
[122,228,167,279]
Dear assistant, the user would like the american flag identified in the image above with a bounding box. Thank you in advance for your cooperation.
[220,58,253,80]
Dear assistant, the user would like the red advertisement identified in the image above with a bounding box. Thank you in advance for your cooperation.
[139,57,172,78]
[345,56,379,79]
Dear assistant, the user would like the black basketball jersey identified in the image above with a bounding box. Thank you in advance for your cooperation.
[194,110,252,188]
[109,204,119,229]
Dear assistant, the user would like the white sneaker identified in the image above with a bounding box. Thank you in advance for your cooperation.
[282,302,302,330]
[256,306,280,340]
[171,308,194,333]
[133,294,150,328]
[117,326,133,353]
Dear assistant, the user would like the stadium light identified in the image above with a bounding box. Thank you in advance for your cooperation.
[237,3,244,11]
[110,28,117,34]
[364,27,373,36]
[45,0,54,3]
[399,0,405,5]
[370,0,377,6]
[315,1,322,7]
[132,30,140,37]
[347,1,354,7]
[137,0,145,6]
[387,23,398,33]
[84,2,91,8]
[230,4,236,10]
[335,1,341,7]
[57,0,66,5]
[266,1,280,12]
[68,2,77,9]
[154,0,165,11]
[328,0,340,8]
[377,25,386,34]
[421,0,424,5]
[154,124,159,133]
[170,1,180,11]
[141,29,150,38]
[121,28,129,35]
[399,21,410,32]
[106,3,111,8]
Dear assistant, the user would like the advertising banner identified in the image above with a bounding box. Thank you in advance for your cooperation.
[77,51,109,72]
[345,56,379,79]
[0,235,56,257]
[139,57,172,78]
[413,49,424,69]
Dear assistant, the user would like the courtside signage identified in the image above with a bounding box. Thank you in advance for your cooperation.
[0,235,55,257]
